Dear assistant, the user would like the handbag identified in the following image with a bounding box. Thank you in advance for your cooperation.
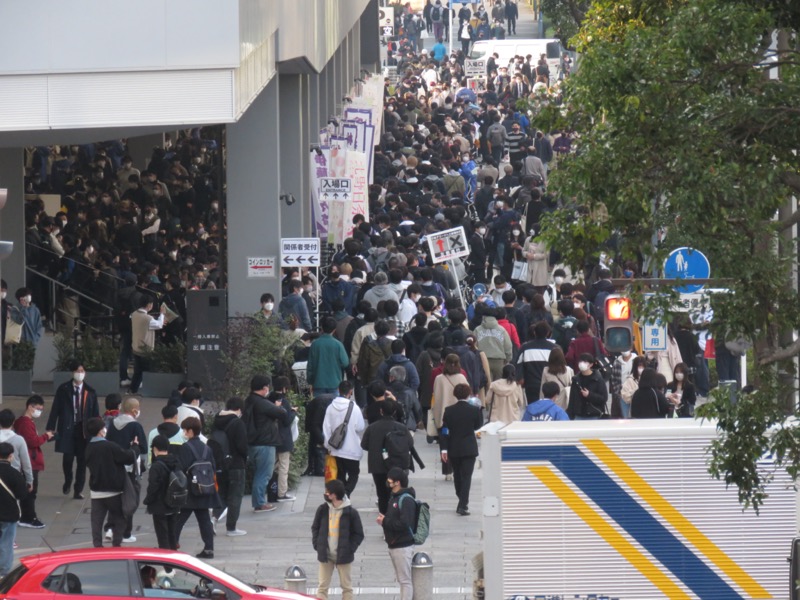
[511,260,528,281]
[324,454,338,482]
[4,318,21,345]
[703,337,716,359]
[121,473,139,517]
[327,400,354,450]
[426,411,438,437]
[592,337,613,381]
[290,415,300,443]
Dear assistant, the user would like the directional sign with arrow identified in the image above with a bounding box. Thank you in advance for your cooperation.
[281,238,321,268]
[426,226,470,264]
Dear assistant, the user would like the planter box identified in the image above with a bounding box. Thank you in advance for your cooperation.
[3,370,33,396]
[53,372,119,397]
[141,373,184,398]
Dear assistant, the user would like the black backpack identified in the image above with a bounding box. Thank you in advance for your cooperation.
[163,463,189,508]
[590,290,610,334]
[431,6,441,20]
[207,422,234,474]
[553,318,579,353]
[186,443,216,497]
[383,427,412,471]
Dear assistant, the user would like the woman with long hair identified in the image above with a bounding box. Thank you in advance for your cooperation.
[432,353,470,480]
[667,362,697,417]
[487,364,525,423]
[538,346,573,409]
[620,355,647,419]
[631,368,679,418]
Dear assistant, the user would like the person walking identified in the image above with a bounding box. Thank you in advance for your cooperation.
[361,399,411,515]
[0,410,33,498]
[14,395,52,528]
[311,479,365,600]
[377,467,416,600]
[143,435,180,549]
[271,377,298,502]
[129,295,166,394]
[243,375,287,513]
[85,417,140,547]
[212,397,249,534]
[307,317,350,395]
[0,442,27,577]
[323,381,366,497]
[486,364,526,423]
[175,416,221,559]
[440,384,483,516]
[46,361,100,499]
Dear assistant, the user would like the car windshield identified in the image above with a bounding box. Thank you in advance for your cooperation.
[180,557,256,593]
[469,47,486,59]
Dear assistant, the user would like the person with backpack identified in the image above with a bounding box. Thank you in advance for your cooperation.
[387,366,423,432]
[474,308,514,382]
[376,339,421,391]
[323,381,365,497]
[143,434,182,549]
[175,416,221,559]
[565,319,608,371]
[377,467,417,600]
[441,383,483,516]
[312,479,365,600]
[356,320,394,388]
[586,268,615,334]
[270,377,299,502]
[209,397,249,536]
[552,299,579,353]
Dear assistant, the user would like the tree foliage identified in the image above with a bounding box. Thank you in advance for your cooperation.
[540,0,589,45]
[535,0,800,510]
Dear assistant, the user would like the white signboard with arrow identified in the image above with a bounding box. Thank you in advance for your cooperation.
[280,238,320,267]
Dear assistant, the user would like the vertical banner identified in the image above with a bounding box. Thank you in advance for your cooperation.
[320,178,352,245]
[329,138,348,177]
[344,151,369,237]
[309,147,330,236]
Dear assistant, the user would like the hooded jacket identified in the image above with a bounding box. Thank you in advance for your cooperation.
[363,284,399,310]
[376,354,421,391]
[106,414,147,466]
[474,316,513,362]
[522,399,569,421]
[486,379,525,423]
[143,452,180,515]
[322,397,366,461]
[311,496,365,565]
[213,411,249,469]
[0,429,33,485]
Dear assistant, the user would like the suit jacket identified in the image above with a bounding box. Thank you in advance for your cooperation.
[440,401,482,458]
[46,379,100,454]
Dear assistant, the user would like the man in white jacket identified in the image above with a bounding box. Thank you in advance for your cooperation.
[322,381,366,497]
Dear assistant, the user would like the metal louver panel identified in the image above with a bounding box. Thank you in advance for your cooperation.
[498,427,794,599]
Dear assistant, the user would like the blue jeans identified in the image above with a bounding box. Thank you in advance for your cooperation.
[0,521,17,577]
[619,397,631,418]
[248,445,276,508]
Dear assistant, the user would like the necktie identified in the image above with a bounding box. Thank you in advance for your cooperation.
[74,387,80,422]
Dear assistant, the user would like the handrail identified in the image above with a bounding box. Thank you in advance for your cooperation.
[25,239,130,286]
[25,266,115,313]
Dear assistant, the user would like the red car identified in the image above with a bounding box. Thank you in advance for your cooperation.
[0,548,315,600]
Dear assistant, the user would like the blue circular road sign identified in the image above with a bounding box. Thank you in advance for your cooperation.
[664,247,710,293]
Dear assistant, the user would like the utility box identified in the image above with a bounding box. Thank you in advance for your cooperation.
[186,289,227,394]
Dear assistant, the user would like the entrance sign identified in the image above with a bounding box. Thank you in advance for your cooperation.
[464,59,486,78]
[664,247,710,294]
[427,226,470,264]
[281,238,320,267]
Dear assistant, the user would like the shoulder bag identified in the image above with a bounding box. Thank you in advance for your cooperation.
[328,401,355,450]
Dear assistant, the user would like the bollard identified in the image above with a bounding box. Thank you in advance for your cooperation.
[284,565,307,594]
[412,551,434,600]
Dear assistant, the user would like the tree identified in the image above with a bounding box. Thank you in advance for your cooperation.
[540,0,589,45]
[534,0,800,510]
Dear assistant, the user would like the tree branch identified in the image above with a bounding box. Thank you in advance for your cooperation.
[759,338,800,366]
[780,171,800,194]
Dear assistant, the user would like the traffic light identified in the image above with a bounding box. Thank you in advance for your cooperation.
[604,295,633,353]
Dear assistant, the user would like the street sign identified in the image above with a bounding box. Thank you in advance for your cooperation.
[319,178,351,203]
[246,257,276,278]
[280,238,320,267]
[642,321,668,351]
[321,178,352,246]
[664,247,710,294]
[464,59,486,78]
[426,226,469,264]
[378,7,394,37]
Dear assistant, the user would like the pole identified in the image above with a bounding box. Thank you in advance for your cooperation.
[450,259,466,308]
[448,1,453,57]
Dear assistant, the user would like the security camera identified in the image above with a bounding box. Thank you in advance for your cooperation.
[309,144,323,156]
[342,96,353,103]
[280,192,297,207]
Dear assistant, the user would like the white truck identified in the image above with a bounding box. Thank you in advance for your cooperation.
[480,420,796,600]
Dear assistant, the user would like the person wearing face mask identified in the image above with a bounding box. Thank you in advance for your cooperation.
[468,222,490,285]
[610,349,638,418]
[667,363,697,418]
[46,361,100,498]
[631,368,680,419]
[9,287,44,350]
[620,356,648,418]
[105,397,147,543]
[256,292,280,325]
[210,397,249,536]
[14,396,54,529]
[311,478,365,600]
[566,353,609,420]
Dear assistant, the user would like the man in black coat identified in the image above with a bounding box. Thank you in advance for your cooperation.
[212,397,249,535]
[440,383,483,515]
[143,435,180,549]
[311,479,365,600]
[46,361,100,499]
[304,393,334,477]
[85,417,139,548]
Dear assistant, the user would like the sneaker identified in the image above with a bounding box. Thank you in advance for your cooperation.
[276,494,295,502]
[122,536,137,543]
[217,507,228,522]
[445,473,453,481]
[19,519,45,529]
[120,379,132,387]
[105,529,113,541]
[226,529,247,537]
[196,550,214,559]
[254,504,277,513]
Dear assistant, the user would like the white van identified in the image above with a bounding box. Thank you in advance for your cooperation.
[469,38,563,79]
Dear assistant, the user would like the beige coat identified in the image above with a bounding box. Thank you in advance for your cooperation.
[539,366,574,409]
[432,373,470,429]
[523,237,549,287]
[487,379,526,423]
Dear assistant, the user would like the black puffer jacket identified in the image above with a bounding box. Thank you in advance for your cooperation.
[143,453,180,515]
[311,499,365,564]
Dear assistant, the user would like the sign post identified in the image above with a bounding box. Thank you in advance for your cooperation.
[664,247,711,294]
[282,238,322,329]
[426,226,470,308]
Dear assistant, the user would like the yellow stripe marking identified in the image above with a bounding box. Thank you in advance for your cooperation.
[529,465,692,600]
[582,439,771,599]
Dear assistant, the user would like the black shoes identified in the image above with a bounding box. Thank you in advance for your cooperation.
[62,482,71,495]
[196,550,214,559]
[456,507,470,516]
[73,493,84,500]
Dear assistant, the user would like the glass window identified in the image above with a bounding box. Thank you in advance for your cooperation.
[137,562,238,600]
[42,565,66,592]
[61,561,131,596]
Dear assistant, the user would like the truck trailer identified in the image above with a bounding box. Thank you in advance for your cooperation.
[481,420,797,599]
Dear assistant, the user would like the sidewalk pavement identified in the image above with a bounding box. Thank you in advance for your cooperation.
[5,393,483,599]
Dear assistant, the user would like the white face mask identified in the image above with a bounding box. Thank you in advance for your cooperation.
[32,409,42,419]
[24,295,32,304]
[0,292,5,300]
[512,230,521,236]
[477,228,487,235]
[304,285,313,293]
[578,361,591,373]
[638,367,645,375]
[263,302,274,311]
[675,373,685,382]
[73,372,85,383]
[554,277,564,285]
